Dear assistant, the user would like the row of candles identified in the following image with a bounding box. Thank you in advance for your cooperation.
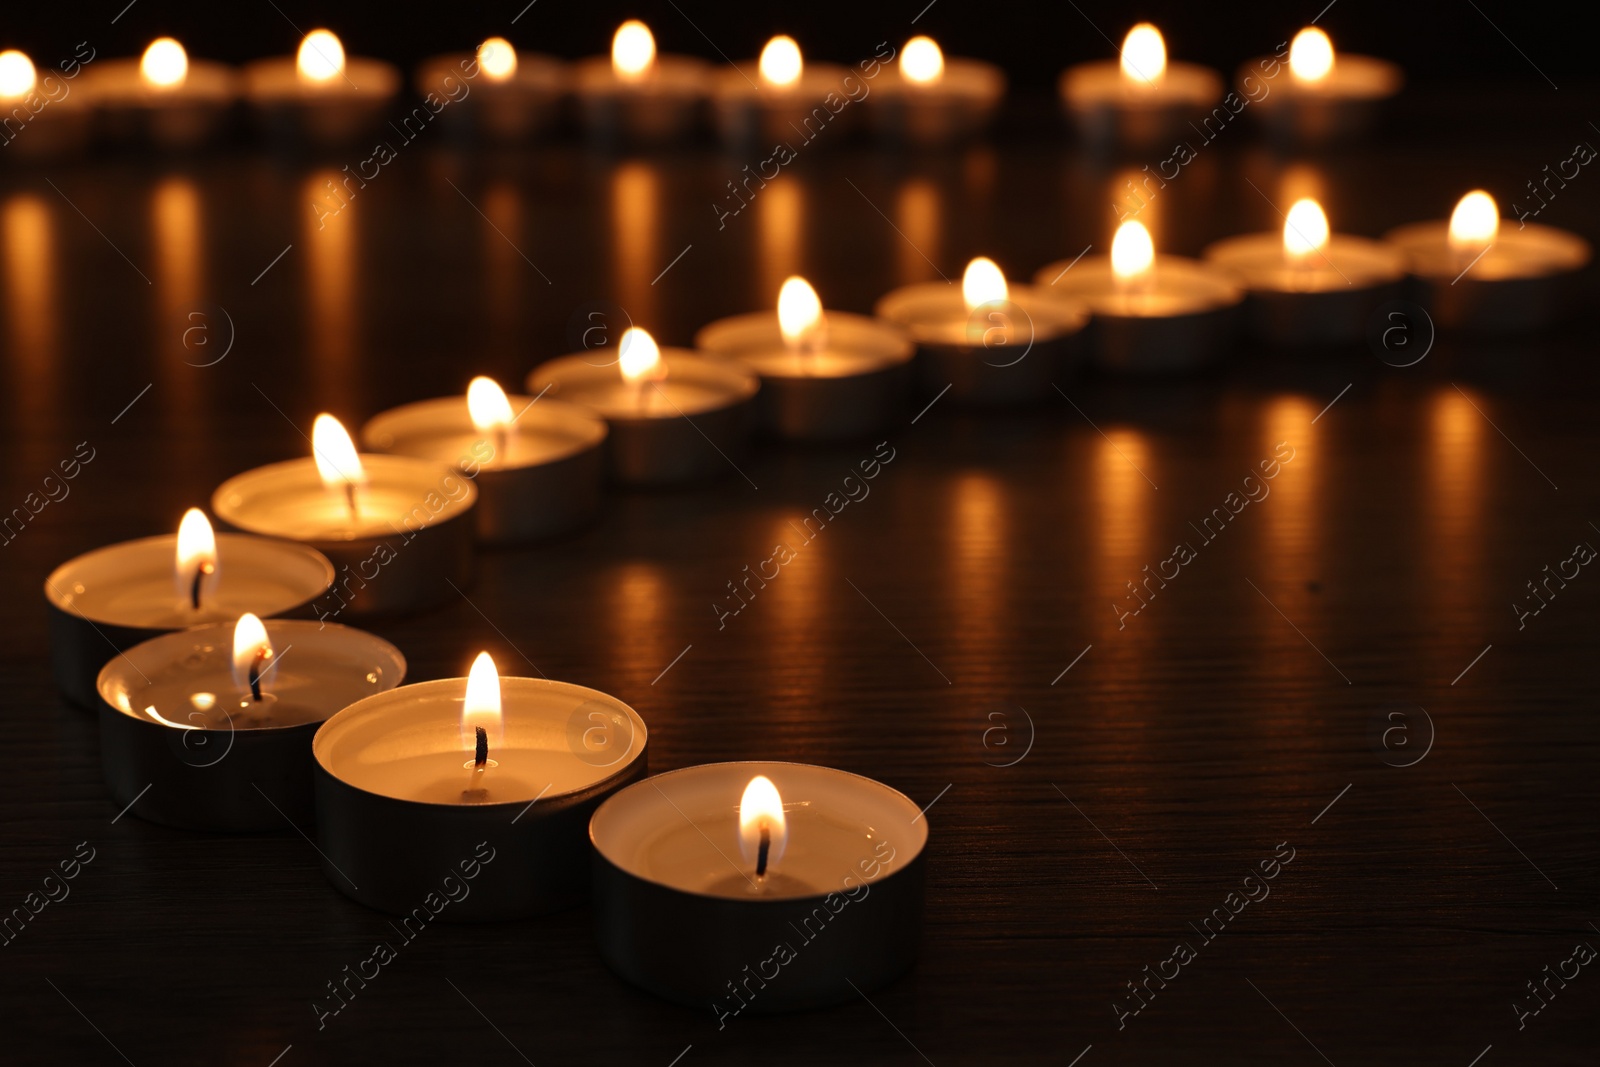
[45,183,1585,1008]
[3,22,1396,154]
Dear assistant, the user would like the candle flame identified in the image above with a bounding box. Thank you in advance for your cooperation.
[140,38,188,89]
[961,256,1009,312]
[1448,190,1499,253]
[901,36,944,85]
[618,327,665,383]
[1282,198,1331,263]
[311,413,365,489]
[777,276,826,349]
[612,20,656,83]
[175,508,218,604]
[478,37,517,81]
[1111,220,1155,281]
[466,376,515,432]
[230,613,273,692]
[738,774,788,872]
[1120,23,1167,85]
[0,51,36,99]
[759,35,803,88]
[462,651,504,749]
[297,29,345,83]
[1288,27,1335,84]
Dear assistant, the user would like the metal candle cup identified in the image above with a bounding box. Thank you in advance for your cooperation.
[1034,254,1243,373]
[84,56,239,150]
[590,761,928,1013]
[46,533,334,710]
[572,56,709,146]
[1240,53,1401,148]
[694,310,913,440]
[528,351,759,487]
[360,396,606,546]
[710,59,858,146]
[1383,220,1590,332]
[873,283,1089,405]
[867,58,1005,147]
[414,52,565,143]
[212,454,477,617]
[242,54,399,148]
[96,619,404,832]
[1203,232,1405,346]
[314,676,648,921]
[1059,60,1222,153]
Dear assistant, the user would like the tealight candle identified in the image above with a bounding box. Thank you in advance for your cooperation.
[1059,23,1223,152]
[212,414,477,617]
[874,256,1090,405]
[573,20,710,145]
[360,376,607,545]
[694,276,914,439]
[86,38,238,149]
[529,328,760,486]
[1243,27,1402,147]
[0,49,93,160]
[415,37,565,143]
[45,509,334,709]
[710,35,855,146]
[591,761,927,1012]
[1384,190,1591,332]
[315,653,648,920]
[96,614,404,832]
[867,36,1004,146]
[1203,197,1405,346]
[243,29,400,147]
[1036,220,1244,372]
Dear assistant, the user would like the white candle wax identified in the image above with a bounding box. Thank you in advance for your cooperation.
[875,282,1090,347]
[529,351,759,422]
[360,395,606,471]
[213,453,475,542]
[694,310,913,379]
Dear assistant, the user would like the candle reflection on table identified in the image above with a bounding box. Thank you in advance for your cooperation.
[481,180,525,364]
[302,169,359,401]
[895,178,941,285]
[1426,386,1488,643]
[150,176,204,426]
[1253,396,1320,690]
[1093,428,1155,641]
[948,472,1006,674]
[3,194,57,413]
[611,160,660,325]
[609,560,669,688]
[756,176,803,309]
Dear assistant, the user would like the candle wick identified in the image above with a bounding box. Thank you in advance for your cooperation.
[190,562,213,611]
[474,726,488,771]
[248,649,269,702]
[343,481,359,522]
[755,824,771,881]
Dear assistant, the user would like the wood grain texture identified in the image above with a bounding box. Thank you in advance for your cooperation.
[1,101,1597,1066]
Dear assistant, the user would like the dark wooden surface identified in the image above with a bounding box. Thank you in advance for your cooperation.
[3,94,1599,1066]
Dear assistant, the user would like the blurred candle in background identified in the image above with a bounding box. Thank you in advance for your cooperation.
[611,161,660,325]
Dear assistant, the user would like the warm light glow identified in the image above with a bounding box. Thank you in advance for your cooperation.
[466,376,515,432]
[612,20,656,82]
[1120,23,1167,85]
[618,327,665,383]
[777,276,825,349]
[478,37,517,81]
[297,29,345,83]
[0,51,36,99]
[738,775,788,872]
[901,36,944,85]
[1111,220,1155,281]
[140,38,188,89]
[311,413,365,489]
[1449,190,1499,253]
[462,651,504,749]
[1289,27,1335,84]
[1282,198,1331,263]
[759,35,803,88]
[231,613,273,691]
[175,508,218,604]
[961,256,1009,312]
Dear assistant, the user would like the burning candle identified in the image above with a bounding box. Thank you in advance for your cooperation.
[243,29,400,147]
[875,256,1090,405]
[1203,196,1405,345]
[314,652,648,919]
[710,35,855,146]
[0,49,93,159]
[1243,27,1402,147]
[529,328,759,485]
[868,35,1004,146]
[590,761,927,1010]
[360,376,607,544]
[46,509,334,709]
[95,614,403,831]
[1060,23,1223,151]
[1038,220,1243,372]
[695,276,914,439]
[415,36,565,143]
[573,20,710,145]
[1385,190,1591,331]
[212,414,477,616]
[85,37,238,149]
